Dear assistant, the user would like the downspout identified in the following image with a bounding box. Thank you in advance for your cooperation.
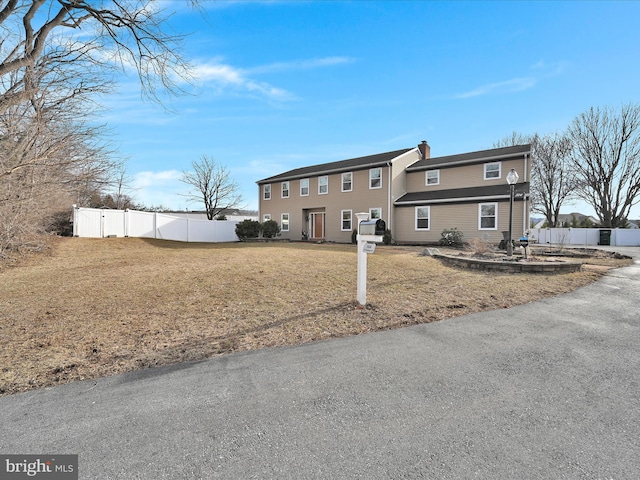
[387,161,392,234]
[523,152,529,234]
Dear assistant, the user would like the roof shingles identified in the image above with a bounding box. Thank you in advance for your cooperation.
[395,183,530,205]
[407,144,531,171]
[256,148,414,184]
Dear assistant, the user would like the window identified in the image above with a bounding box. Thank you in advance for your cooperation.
[263,184,271,200]
[369,208,382,219]
[318,175,328,194]
[281,181,290,198]
[341,210,352,231]
[263,214,271,221]
[369,168,382,189]
[479,203,498,230]
[484,162,501,180]
[426,170,440,185]
[281,213,290,232]
[342,172,352,192]
[300,178,309,196]
[415,206,430,230]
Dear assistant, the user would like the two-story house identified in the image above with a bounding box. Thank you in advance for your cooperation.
[256,142,531,245]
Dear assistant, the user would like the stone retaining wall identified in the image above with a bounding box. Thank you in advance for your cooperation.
[434,254,582,274]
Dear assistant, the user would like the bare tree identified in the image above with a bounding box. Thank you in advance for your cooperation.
[568,103,640,228]
[0,1,197,256]
[530,133,580,227]
[181,155,244,220]
[494,132,580,227]
[493,131,531,149]
[0,1,193,109]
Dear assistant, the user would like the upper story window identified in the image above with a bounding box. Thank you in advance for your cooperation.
[369,168,382,189]
[318,175,328,195]
[426,170,440,186]
[300,178,309,196]
[263,184,271,200]
[341,210,352,231]
[415,206,430,230]
[342,172,353,192]
[281,181,290,198]
[479,203,498,230]
[484,162,501,180]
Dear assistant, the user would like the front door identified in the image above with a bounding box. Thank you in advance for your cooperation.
[311,212,325,240]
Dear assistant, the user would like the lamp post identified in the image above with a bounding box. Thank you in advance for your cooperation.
[506,168,519,257]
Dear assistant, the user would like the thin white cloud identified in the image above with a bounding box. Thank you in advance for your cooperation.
[456,60,569,99]
[134,169,182,186]
[531,59,570,77]
[246,56,356,74]
[191,61,292,100]
[456,77,537,99]
[132,170,189,209]
[191,56,355,101]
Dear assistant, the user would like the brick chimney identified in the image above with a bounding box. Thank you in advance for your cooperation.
[418,140,430,161]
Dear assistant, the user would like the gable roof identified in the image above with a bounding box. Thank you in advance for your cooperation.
[395,183,530,206]
[256,148,415,184]
[406,144,531,171]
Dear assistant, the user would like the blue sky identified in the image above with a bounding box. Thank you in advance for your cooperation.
[101,0,640,218]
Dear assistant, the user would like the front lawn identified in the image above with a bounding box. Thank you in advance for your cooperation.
[0,237,625,395]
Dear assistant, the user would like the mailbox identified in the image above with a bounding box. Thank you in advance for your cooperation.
[519,236,529,248]
[359,219,386,236]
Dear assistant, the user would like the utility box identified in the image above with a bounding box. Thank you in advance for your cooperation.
[599,229,611,246]
[359,219,386,236]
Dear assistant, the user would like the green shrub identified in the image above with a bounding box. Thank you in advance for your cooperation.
[351,229,358,244]
[439,228,464,247]
[235,219,261,240]
[261,219,280,238]
[383,229,393,245]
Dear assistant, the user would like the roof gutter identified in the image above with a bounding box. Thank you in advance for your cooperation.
[394,193,529,206]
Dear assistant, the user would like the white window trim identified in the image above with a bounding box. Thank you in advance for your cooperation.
[478,202,498,230]
[318,175,329,195]
[281,213,290,232]
[426,170,440,186]
[369,207,382,220]
[263,214,271,221]
[369,167,382,189]
[484,162,502,180]
[263,184,271,200]
[300,178,309,197]
[281,181,290,199]
[415,206,430,231]
[341,172,353,192]
[341,209,352,231]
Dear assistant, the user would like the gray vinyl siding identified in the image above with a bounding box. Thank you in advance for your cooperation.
[259,167,390,242]
[394,200,527,244]
[406,159,526,193]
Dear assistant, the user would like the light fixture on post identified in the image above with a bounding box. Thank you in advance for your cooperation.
[506,168,519,257]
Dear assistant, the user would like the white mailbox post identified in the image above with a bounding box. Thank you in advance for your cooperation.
[355,212,383,306]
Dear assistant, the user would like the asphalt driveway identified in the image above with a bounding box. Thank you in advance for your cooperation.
[1,247,639,479]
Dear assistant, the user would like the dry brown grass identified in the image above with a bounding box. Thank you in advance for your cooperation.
[0,237,631,396]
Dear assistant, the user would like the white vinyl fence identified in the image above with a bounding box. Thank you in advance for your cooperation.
[72,206,243,243]
[529,228,640,247]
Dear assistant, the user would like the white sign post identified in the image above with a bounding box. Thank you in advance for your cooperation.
[355,213,383,306]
